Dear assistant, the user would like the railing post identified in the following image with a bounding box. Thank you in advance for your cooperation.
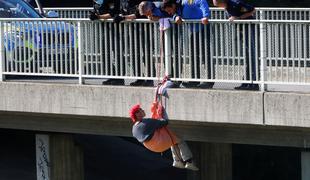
[164,27,172,77]
[0,21,4,82]
[259,10,267,91]
[78,21,84,85]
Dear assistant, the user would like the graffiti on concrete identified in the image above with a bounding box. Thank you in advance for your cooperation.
[36,135,50,180]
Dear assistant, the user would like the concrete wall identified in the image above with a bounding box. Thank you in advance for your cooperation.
[0,82,310,147]
[264,92,310,127]
[0,82,263,124]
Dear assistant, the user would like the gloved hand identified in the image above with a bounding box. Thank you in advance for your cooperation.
[113,15,125,23]
[89,11,98,21]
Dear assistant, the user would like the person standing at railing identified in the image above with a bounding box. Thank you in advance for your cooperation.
[213,0,259,90]
[89,0,125,85]
[131,1,178,86]
[90,0,143,21]
[90,0,147,86]
[162,0,215,89]
[89,0,117,20]
[124,1,167,86]
[138,1,170,21]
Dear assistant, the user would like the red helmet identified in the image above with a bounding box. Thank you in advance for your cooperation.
[129,104,140,123]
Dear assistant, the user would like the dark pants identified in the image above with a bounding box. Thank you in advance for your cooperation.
[131,23,156,79]
[102,22,126,77]
[188,25,213,80]
[114,23,126,77]
[171,24,214,81]
[244,24,257,81]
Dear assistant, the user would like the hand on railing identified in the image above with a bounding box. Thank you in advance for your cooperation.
[201,17,209,25]
[89,11,98,21]
[175,16,183,24]
[228,16,237,21]
[113,15,125,23]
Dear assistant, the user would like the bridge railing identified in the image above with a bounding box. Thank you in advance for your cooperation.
[168,19,310,86]
[40,7,92,19]
[0,19,80,78]
[40,7,310,20]
[0,18,310,89]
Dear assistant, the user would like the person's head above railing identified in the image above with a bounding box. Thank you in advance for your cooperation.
[138,1,155,17]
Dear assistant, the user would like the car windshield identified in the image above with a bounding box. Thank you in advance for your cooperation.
[0,0,41,18]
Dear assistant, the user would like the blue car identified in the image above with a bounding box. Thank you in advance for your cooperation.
[1,0,77,73]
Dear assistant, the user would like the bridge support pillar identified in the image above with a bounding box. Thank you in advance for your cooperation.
[302,151,310,180]
[50,134,84,180]
[187,142,232,180]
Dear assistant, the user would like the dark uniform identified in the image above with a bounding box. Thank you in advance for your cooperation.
[225,0,258,90]
[91,0,143,20]
[225,0,255,19]
[119,0,142,17]
[90,0,119,20]
[91,0,145,85]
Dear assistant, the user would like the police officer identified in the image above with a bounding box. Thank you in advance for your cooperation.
[90,0,144,22]
[89,0,119,21]
[213,0,258,90]
[213,0,255,21]
[89,0,145,85]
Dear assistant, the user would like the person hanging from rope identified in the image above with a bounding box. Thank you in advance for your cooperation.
[129,104,199,171]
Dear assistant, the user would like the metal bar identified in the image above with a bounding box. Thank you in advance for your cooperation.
[232,23,236,80]
[149,23,153,77]
[260,12,267,91]
[285,23,289,82]
[0,22,4,81]
[280,23,284,81]
[99,22,103,75]
[129,23,133,77]
[78,22,84,84]
[138,23,143,78]
[215,23,219,80]
[164,25,171,76]
[104,22,108,75]
[225,23,229,80]
[119,23,123,77]
[134,23,138,77]
[94,22,99,75]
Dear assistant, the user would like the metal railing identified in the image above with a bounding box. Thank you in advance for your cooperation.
[1,18,310,90]
[41,7,92,19]
[81,20,162,80]
[40,7,310,20]
[211,7,310,20]
[0,19,79,77]
[168,21,259,84]
[0,18,163,84]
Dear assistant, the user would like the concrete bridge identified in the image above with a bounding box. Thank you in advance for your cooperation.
[1,81,310,180]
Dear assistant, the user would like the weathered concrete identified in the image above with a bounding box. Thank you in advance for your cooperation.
[187,142,232,180]
[302,151,310,180]
[50,134,84,180]
[265,92,310,127]
[0,82,263,124]
[0,82,310,147]
[166,89,263,124]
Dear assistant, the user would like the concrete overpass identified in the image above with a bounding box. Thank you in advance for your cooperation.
[0,82,310,180]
